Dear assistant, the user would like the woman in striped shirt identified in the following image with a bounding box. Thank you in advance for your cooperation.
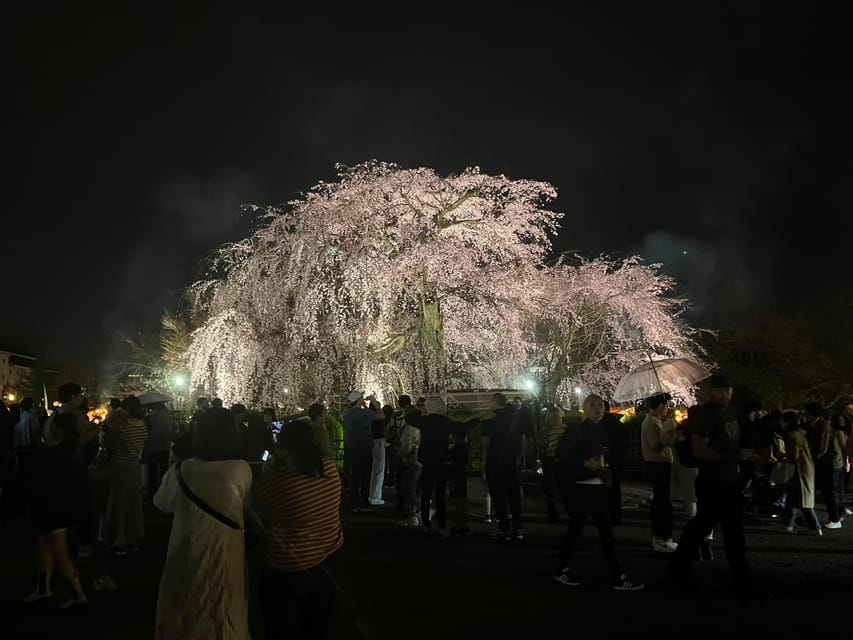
[253,419,344,639]
[100,395,148,555]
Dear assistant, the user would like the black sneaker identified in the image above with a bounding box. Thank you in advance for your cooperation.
[613,573,645,591]
[490,530,511,542]
[552,567,582,587]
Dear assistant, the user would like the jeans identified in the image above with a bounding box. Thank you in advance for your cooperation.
[369,438,386,503]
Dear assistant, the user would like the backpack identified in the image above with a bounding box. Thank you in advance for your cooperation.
[673,412,698,468]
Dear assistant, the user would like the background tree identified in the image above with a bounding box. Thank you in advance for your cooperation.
[180,161,707,408]
[532,255,709,403]
[710,309,853,409]
[120,310,193,401]
[183,161,563,404]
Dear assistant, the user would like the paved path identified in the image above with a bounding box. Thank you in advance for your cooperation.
[1,479,851,639]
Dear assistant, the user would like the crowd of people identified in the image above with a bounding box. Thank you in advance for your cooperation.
[1,376,851,635]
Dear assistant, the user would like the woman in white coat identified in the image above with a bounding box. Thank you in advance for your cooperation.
[154,407,253,640]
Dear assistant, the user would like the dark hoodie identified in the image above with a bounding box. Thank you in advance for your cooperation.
[556,419,609,483]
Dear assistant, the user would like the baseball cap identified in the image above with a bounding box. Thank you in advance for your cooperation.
[709,373,733,388]
[347,390,363,403]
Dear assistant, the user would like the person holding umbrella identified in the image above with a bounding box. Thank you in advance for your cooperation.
[641,392,679,552]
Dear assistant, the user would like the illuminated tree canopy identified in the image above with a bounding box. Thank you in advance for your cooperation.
[181,161,706,407]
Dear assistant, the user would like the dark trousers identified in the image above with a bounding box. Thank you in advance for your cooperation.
[556,479,622,580]
[542,456,560,521]
[486,464,523,532]
[143,450,170,497]
[669,476,750,584]
[610,466,624,524]
[646,460,673,539]
[420,463,449,529]
[259,560,337,639]
[348,449,372,509]
[816,464,842,523]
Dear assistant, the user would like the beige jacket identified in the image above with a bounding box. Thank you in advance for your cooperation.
[641,413,677,464]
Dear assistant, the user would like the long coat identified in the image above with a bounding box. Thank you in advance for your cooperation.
[786,428,816,509]
[154,458,253,640]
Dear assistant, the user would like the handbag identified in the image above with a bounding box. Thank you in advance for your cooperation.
[175,460,250,537]
[769,461,795,487]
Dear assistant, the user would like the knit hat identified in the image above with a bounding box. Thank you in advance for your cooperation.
[424,396,446,415]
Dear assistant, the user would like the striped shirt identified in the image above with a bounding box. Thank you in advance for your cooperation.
[254,457,343,572]
[108,418,149,463]
[540,423,566,457]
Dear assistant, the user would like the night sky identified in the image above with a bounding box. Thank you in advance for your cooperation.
[3,4,851,369]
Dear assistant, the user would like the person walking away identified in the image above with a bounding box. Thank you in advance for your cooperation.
[667,374,766,596]
[781,411,822,534]
[804,402,845,529]
[481,393,526,541]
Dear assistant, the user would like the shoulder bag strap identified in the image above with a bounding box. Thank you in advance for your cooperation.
[175,460,242,531]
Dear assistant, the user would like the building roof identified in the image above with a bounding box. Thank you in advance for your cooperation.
[0,345,37,360]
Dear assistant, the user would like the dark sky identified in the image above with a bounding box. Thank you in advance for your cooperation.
[3,4,851,369]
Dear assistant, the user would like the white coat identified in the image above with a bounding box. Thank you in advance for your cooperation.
[154,458,253,640]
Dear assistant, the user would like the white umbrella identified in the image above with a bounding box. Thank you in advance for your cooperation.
[137,391,172,406]
[612,358,710,403]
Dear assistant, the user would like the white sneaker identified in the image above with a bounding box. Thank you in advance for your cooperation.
[652,537,676,553]
[613,573,645,591]
[664,538,678,551]
[397,515,420,527]
[24,589,52,603]
[825,520,842,529]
